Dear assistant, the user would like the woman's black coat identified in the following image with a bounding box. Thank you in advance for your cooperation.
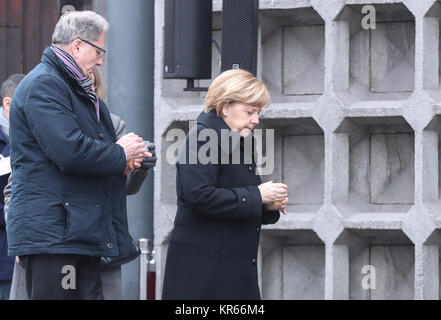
[162,110,280,300]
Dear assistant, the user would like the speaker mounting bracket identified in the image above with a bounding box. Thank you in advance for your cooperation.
[183,79,208,92]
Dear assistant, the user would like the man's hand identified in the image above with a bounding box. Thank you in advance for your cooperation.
[118,133,152,175]
[116,133,148,161]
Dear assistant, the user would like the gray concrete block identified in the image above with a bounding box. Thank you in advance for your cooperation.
[422,130,439,201]
[418,245,438,299]
[422,18,439,90]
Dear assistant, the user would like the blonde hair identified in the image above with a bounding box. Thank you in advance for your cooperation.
[204,69,270,116]
[90,68,105,99]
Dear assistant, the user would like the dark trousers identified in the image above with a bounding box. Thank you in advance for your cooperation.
[20,254,103,300]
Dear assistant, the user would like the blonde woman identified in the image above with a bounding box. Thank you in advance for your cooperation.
[162,69,288,300]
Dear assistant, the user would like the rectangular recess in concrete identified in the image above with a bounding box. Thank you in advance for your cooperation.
[283,25,325,95]
[260,230,325,300]
[369,133,415,204]
[336,4,415,102]
[282,245,325,300]
[349,245,415,300]
[370,245,414,300]
[283,135,324,205]
[370,22,415,93]
[336,117,415,212]
[260,7,324,102]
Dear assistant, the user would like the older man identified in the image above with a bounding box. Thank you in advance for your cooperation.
[7,11,149,300]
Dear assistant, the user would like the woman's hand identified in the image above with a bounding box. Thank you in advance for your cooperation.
[265,197,288,215]
[258,181,288,204]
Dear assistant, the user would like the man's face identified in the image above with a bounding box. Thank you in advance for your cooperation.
[73,33,105,77]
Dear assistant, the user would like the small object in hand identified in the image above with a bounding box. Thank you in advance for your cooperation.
[128,160,134,166]
[273,201,282,205]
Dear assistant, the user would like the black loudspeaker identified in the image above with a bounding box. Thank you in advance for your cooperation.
[221,0,259,75]
[163,0,212,81]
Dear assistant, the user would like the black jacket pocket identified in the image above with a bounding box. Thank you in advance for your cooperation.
[62,195,103,245]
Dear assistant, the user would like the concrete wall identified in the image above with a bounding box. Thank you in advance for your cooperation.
[154,0,441,300]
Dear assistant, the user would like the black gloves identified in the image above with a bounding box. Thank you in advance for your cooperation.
[141,142,157,170]
[126,141,157,195]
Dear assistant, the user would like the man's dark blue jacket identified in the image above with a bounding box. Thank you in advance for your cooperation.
[7,48,131,259]
[0,129,12,280]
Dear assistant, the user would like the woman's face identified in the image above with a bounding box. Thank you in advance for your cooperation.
[222,102,262,137]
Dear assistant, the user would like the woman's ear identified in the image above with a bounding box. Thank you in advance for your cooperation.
[222,103,231,117]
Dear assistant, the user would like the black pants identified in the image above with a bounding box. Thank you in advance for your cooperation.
[20,254,103,300]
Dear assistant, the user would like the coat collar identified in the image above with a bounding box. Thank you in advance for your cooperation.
[41,47,89,100]
[196,110,244,155]
[197,110,229,137]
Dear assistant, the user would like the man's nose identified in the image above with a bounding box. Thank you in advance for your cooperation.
[251,116,259,125]
[96,57,104,66]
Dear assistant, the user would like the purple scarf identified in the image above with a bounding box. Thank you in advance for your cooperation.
[50,44,100,122]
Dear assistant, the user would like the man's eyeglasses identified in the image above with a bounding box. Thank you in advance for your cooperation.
[80,39,106,57]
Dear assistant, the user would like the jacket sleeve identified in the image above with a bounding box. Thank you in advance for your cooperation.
[178,131,263,220]
[110,113,127,140]
[3,174,11,225]
[23,76,127,175]
[126,168,149,195]
[109,113,150,195]
[262,208,280,225]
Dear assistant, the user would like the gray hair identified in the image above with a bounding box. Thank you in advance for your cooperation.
[52,11,109,45]
[1,74,25,100]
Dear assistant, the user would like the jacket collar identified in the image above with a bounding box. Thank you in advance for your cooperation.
[197,110,230,137]
[41,47,89,99]
[196,110,244,155]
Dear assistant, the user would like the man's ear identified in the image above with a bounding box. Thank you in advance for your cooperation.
[2,97,11,108]
[71,39,82,57]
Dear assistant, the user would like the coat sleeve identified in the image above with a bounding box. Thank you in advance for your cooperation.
[110,113,127,140]
[262,208,280,225]
[3,174,11,224]
[178,130,263,220]
[109,113,150,195]
[23,76,127,175]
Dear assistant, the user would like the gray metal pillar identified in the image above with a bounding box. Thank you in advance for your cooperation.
[107,0,155,300]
